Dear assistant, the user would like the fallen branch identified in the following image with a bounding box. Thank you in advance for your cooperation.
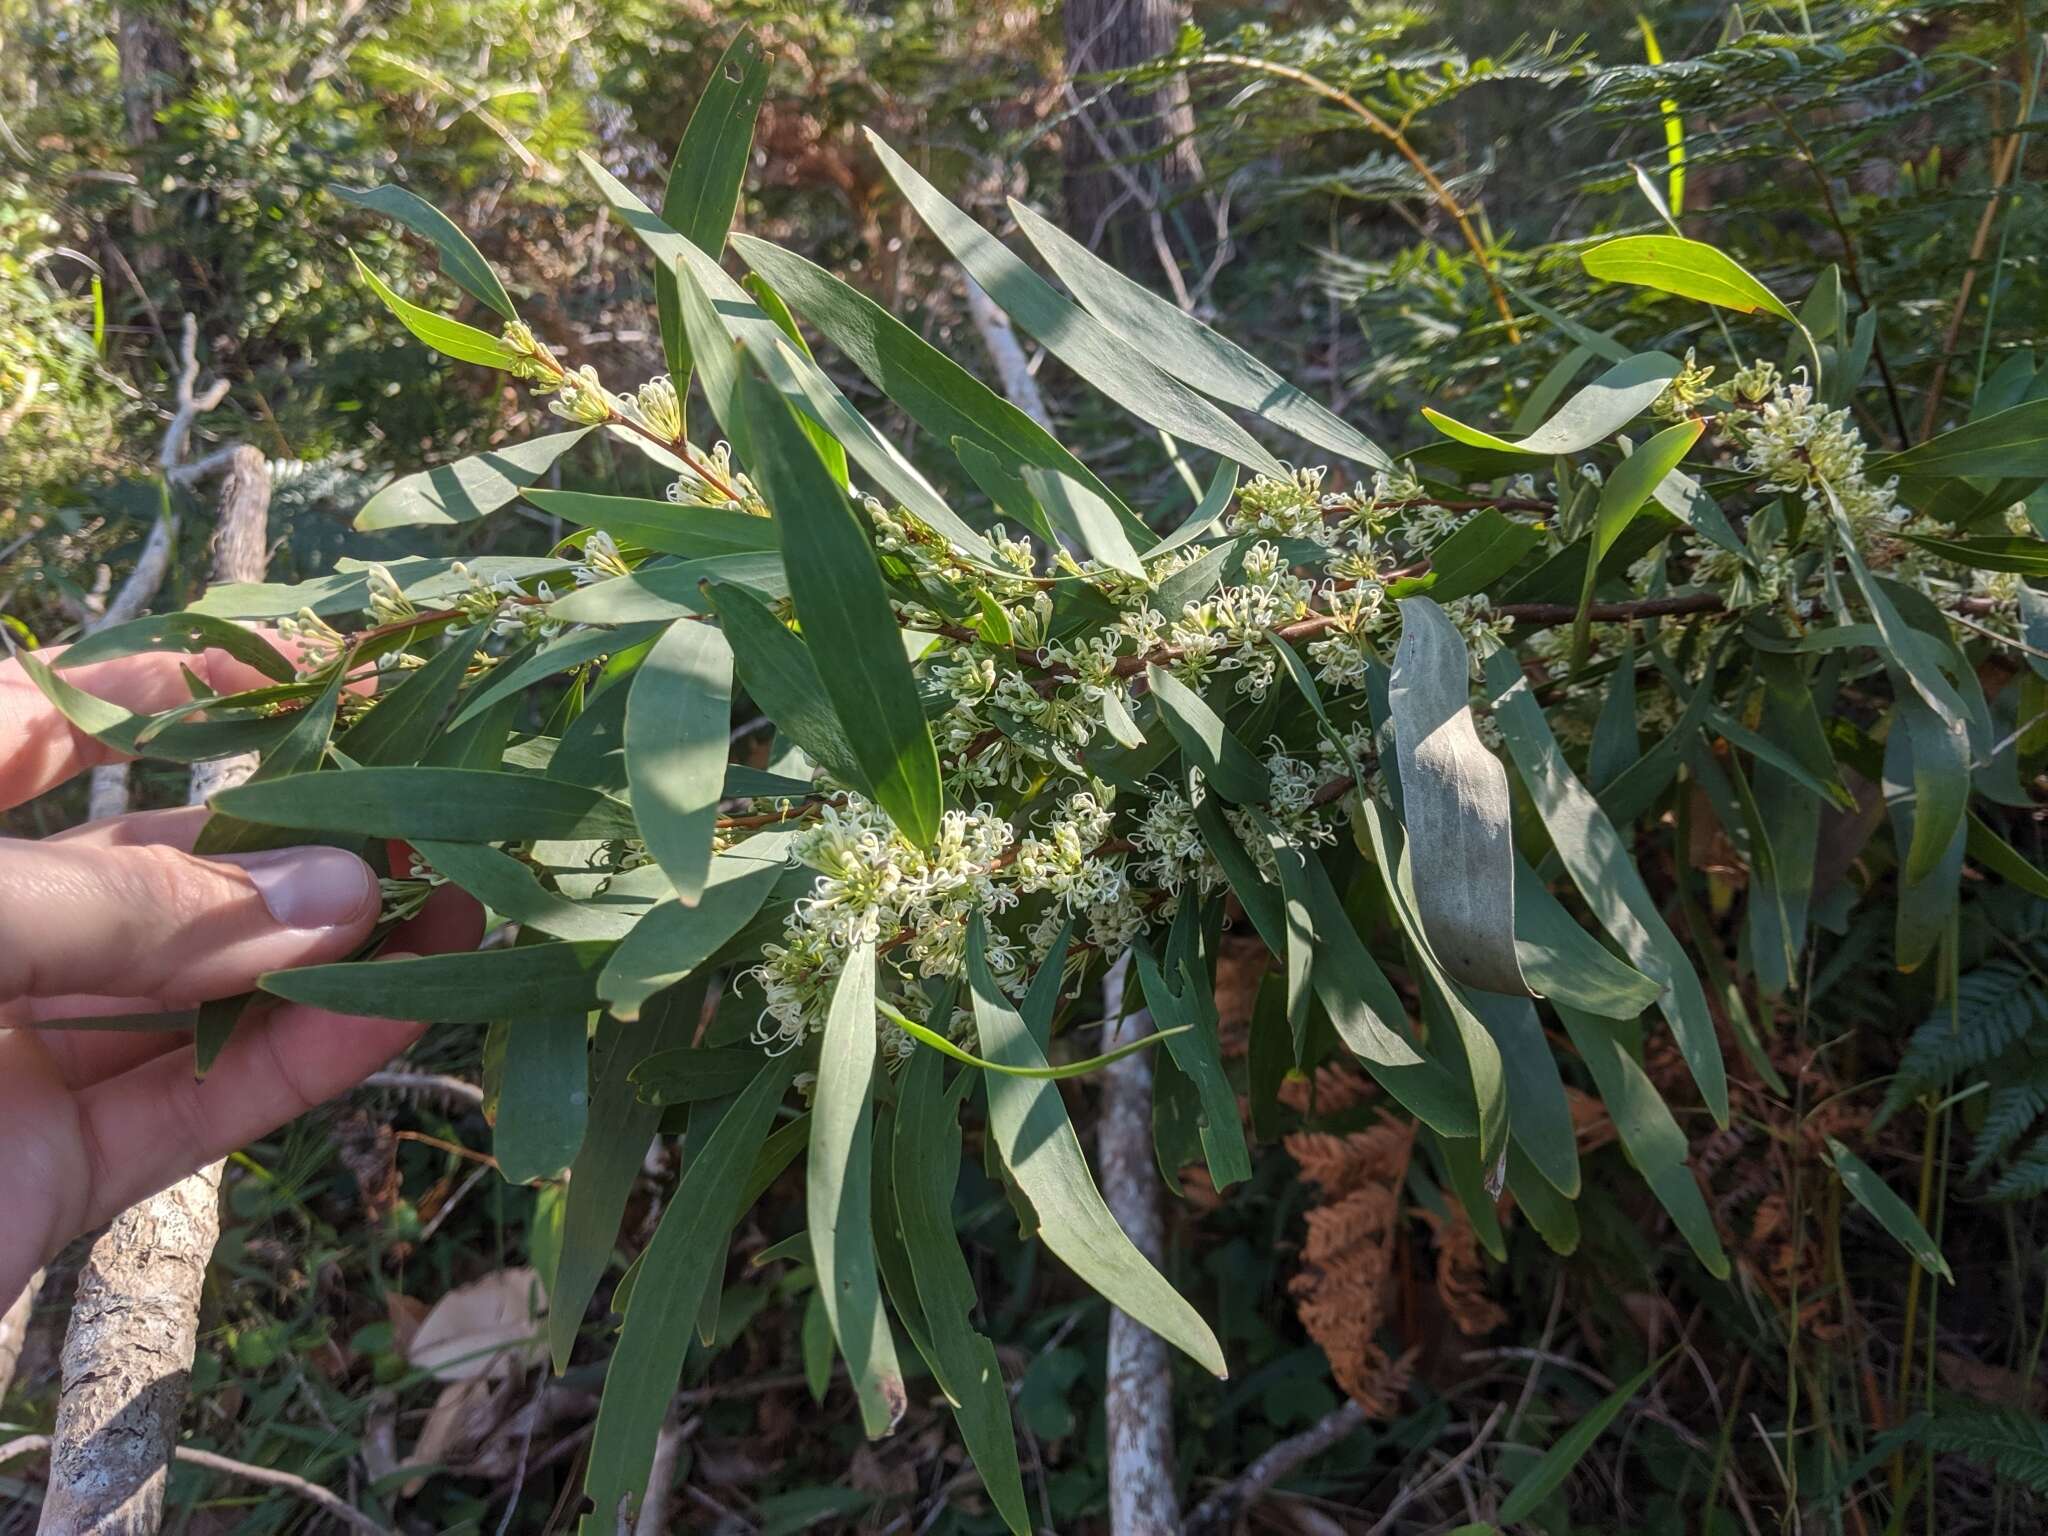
[1184,1399,1368,1535]
[0,1435,393,1536]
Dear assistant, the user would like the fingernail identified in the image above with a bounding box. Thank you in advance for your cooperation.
[235,847,378,930]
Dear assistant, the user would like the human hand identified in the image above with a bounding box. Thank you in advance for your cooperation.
[0,641,484,1300]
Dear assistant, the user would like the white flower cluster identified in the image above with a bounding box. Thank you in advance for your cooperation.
[751,795,1022,1054]
[1729,362,1901,534]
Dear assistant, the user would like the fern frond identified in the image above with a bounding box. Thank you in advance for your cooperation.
[1968,1056,2048,1179]
[1983,1136,2048,1203]
[1925,1404,2048,1491]
[1886,960,2044,1113]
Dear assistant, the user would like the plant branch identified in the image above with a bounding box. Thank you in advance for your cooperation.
[1185,1399,1368,1534]
[1190,53,1521,341]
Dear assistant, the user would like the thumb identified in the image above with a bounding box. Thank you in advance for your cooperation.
[0,839,381,1005]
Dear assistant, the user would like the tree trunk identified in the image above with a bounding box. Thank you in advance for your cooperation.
[39,1173,221,1535]
[1062,0,1203,279]
[1098,955,1184,1536]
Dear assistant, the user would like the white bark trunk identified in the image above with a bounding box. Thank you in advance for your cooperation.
[38,1169,221,1535]
[1098,954,1182,1536]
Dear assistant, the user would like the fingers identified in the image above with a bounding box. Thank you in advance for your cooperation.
[48,805,212,851]
[0,644,291,811]
[67,995,430,1239]
[0,838,380,1004]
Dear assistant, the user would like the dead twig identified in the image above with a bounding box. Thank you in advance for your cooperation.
[0,1435,393,1536]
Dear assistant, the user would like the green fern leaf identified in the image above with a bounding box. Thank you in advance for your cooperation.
[1925,1404,2048,1491]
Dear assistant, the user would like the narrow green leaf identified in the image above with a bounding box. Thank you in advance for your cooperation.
[1581,235,1796,320]
[894,1051,1031,1535]
[737,368,941,845]
[809,945,908,1438]
[1874,399,2048,481]
[967,919,1225,1376]
[1420,509,1545,603]
[1420,354,1679,456]
[349,250,517,368]
[1483,648,1728,1125]
[1511,860,1663,1019]
[598,829,801,1017]
[1571,418,1703,661]
[352,432,592,531]
[54,613,295,681]
[192,993,252,1078]
[1885,695,1969,971]
[190,671,346,857]
[626,620,732,904]
[875,998,1184,1080]
[263,941,613,1021]
[733,233,1139,528]
[1007,198,1389,469]
[1556,1005,1728,1276]
[214,766,638,843]
[1135,930,1252,1190]
[450,623,664,729]
[580,1053,791,1533]
[629,1046,778,1107]
[1389,598,1528,995]
[742,270,849,486]
[550,986,699,1370]
[868,133,1287,479]
[334,183,516,318]
[707,581,868,793]
[1828,1138,1953,1281]
[1145,665,1269,803]
[414,839,651,942]
[654,28,770,382]
[1354,795,1508,1172]
[337,624,482,766]
[576,154,993,561]
[1498,1354,1669,1522]
[523,490,777,558]
[547,555,786,625]
[495,1013,590,1184]
[1967,814,2048,898]
[1023,465,1147,576]
[1473,990,1579,1198]
[191,555,573,620]
[1899,531,2048,576]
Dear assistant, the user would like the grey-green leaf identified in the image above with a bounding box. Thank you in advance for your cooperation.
[1484,649,1728,1126]
[809,945,908,1438]
[580,1053,791,1533]
[262,942,615,1021]
[1007,198,1390,469]
[1421,353,1679,455]
[894,1050,1031,1535]
[967,919,1225,1377]
[214,766,638,844]
[1389,598,1528,995]
[1828,1138,1952,1282]
[495,1014,590,1184]
[738,367,941,845]
[869,133,1287,479]
[334,183,516,319]
[626,620,732,904]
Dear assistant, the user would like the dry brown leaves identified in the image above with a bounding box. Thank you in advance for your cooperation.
[1285,1115,1418,1416]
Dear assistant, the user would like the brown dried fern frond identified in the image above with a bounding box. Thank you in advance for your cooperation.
[1286,1114,1417,1414]
[1419,1205,1508,1338]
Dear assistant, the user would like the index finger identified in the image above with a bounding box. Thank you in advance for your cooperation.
[0,643,299,812]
